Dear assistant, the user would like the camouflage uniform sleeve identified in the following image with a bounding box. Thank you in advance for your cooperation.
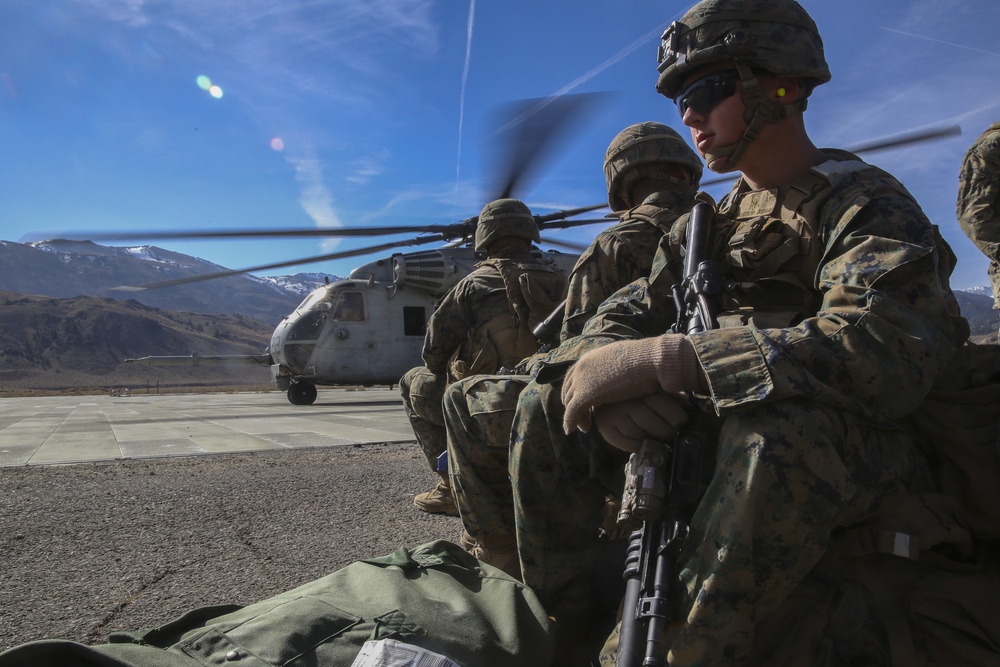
[692,189,957,425]
[956,127,1000,305]
[421,279,476,372]
[559,221,663,341]
[533,235,683,383]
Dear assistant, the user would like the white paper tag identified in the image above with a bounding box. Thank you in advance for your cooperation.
[350,639,463,667]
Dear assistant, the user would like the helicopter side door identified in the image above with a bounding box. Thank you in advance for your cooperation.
[372,288,432,383]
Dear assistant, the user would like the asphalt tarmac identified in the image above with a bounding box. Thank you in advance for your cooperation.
[0,388,467,652]
[0,388,414,467]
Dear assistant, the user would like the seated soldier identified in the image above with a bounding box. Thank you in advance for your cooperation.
[443,121,703,577]
[508,1,964,664]
[399,199,567,516]
[956,121,1000,332]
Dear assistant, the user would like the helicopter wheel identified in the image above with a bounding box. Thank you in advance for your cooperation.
[287,381,318,406]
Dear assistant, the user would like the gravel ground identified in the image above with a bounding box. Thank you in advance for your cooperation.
[0,443,463,652]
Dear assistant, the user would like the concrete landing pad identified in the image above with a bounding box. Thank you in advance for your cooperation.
[0,388,414,467]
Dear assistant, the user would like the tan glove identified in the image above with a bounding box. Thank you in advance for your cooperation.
[561,334,706,435]
[592,393,690,452]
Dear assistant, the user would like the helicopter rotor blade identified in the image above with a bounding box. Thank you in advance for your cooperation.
[538,236,592,252]
[489,93,607,201]
[23,206,610,246]
[538,217,615,231]
[26,224,469,244]
[535,203,608,223]
[846,123,961,155]
[699,123,962,187]
[109,235,450,291]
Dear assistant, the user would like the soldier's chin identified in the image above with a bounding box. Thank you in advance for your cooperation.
[705,154,740,174]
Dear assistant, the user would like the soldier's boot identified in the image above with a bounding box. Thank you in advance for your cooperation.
[470,535,521,580]
[459,530,477,551]
[413,472,459,516]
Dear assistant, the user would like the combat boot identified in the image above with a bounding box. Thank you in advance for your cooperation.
[413,472,459,516]
[459,530,477,551]
[470,535,521,580]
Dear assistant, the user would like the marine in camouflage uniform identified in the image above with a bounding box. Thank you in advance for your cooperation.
[442,123,702,569]
[957,122,1000,310]
[508,2,963,665]
[399,199,567,516]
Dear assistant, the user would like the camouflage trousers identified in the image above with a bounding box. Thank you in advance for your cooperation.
[509,379,631,627]
[399,366,448,471]
[443,374,530,542]
[511,380,918,666]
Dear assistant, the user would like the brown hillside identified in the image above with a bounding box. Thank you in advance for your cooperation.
[0,292,275,395]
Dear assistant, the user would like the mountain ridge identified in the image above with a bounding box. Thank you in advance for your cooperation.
[1,239,341,324]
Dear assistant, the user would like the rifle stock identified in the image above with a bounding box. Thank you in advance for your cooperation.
[616,201,721,667]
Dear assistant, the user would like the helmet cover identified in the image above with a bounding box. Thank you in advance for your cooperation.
[475,198,540,252]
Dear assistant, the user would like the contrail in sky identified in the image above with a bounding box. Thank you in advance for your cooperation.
[453,0,476,214]
[880,27,1000,58]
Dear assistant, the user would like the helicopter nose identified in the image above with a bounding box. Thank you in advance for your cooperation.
[270,327,286,365]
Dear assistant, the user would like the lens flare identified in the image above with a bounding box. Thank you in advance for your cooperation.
[270,137,285,151]
[196,75,223,99]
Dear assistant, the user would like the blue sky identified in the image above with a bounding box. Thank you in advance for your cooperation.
[2,0,999,291]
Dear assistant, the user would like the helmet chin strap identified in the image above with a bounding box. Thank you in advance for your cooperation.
[703,62,804,173]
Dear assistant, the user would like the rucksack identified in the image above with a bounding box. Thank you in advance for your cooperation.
[902,341,1000,542]
[0,540,554,667]
[745,341,1000,666]
[745,548,1000,667]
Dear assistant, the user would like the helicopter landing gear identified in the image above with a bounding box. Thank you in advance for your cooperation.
[287,381,318,406]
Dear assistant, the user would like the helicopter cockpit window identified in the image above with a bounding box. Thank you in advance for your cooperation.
[295,287,328,315]
[287,310,327,342]
[331,291,365,322]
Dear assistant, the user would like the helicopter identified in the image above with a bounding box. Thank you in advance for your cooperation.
[118,208,600,405]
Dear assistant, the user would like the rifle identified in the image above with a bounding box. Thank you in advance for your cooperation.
[532,298,567,351]
[615,201,723,667]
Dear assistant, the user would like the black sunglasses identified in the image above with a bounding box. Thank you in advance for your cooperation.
[675,72,739,117]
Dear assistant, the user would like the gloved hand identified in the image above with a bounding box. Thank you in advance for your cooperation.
[561,334,706,435]
[592,393,690,452]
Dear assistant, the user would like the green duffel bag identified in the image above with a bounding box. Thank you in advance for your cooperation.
[0,540,554,667]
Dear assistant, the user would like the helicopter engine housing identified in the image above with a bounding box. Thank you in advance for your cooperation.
[391,249,470,297]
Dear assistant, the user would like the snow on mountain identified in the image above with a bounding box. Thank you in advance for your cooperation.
[252,272,343,297]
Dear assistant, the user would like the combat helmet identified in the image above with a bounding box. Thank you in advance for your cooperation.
[475,198,540,252]
[604,121,703,211]
[655,0,831,172]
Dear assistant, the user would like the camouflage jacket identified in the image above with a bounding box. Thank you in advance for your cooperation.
[559,190,688,341]
[957,121,1000,306]
[539,151,961,427]
[421,247,566,375]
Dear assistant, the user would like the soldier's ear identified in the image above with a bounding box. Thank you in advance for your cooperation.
[772,76,802,106]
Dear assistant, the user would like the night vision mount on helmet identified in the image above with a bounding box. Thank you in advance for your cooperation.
[655,0,831,172]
